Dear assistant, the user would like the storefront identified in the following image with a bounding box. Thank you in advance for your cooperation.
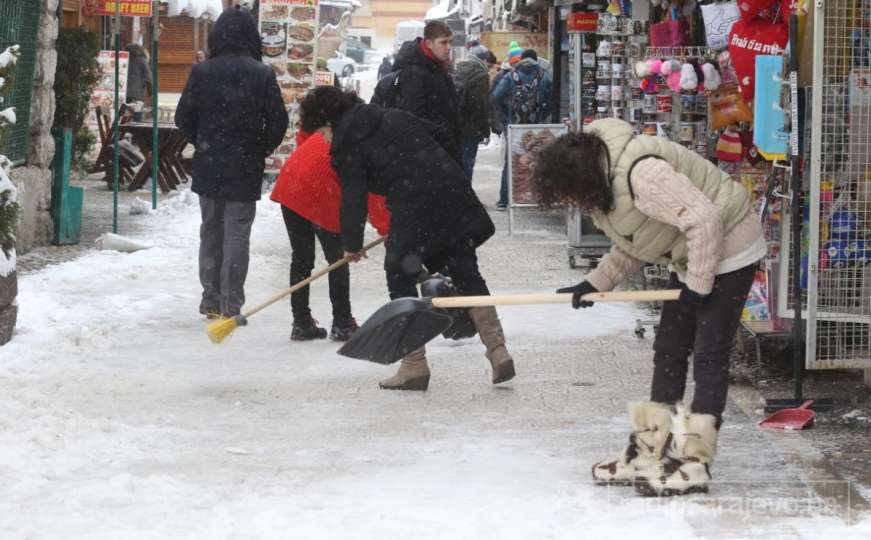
[551,1,871,383]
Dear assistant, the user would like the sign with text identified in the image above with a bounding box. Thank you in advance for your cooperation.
[83,0,153,17]
[480,32,549,64]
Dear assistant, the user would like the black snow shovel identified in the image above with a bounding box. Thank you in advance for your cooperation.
[338,290,681,364]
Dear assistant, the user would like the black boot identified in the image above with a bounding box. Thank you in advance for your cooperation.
[291,317,327,341]
[199,303,221,320]
[329,316,359,342]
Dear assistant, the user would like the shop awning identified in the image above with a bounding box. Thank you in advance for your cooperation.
[161,0,223,19]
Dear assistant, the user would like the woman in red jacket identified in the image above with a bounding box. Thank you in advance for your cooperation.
[271,129,390,341]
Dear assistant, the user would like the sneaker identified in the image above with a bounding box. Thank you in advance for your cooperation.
[495,202,507,211]
[329,317,359,342]
[291,318,328,341]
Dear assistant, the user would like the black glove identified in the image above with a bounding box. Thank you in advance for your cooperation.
[556,281,598,309]
[679,287,708,305]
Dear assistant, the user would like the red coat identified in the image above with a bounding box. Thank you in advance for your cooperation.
[270,131,390,235]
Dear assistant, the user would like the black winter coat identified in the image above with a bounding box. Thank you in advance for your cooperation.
[332,104,494,258]
[392,39,462,164]
[454,56,491,140]
[175,8,288,201]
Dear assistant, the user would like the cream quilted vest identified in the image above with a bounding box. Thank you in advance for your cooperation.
[587,119,751,271]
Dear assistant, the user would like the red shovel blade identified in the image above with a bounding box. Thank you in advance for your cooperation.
[758,400,816,430]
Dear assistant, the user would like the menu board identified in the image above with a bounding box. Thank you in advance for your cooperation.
[86,50,130,142]
[260,0,320,172]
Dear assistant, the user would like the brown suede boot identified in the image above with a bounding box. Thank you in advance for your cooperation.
[468,306,515,384]
[378,347,430,391]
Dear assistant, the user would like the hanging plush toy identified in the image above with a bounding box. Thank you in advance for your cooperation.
[660,59,682,92]
[635,60,651,78]
[648,58,663,76]
[680,63,699,91]
[701,63,722,91]
[710,86,754,130]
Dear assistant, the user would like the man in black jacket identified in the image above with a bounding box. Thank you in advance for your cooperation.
[175,7,288,318]
[390,20,462,164]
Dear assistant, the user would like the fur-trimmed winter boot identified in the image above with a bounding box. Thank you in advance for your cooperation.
[468,306,515,384]
[378,347,430,391]
[634,405,720,497]
[592,401,673,486]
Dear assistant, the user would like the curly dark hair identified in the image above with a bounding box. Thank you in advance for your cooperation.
[299,86,361,132]
[532,131,614,213]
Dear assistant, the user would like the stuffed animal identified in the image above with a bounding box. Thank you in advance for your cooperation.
[701,63,721,91]
[680,63,699,91]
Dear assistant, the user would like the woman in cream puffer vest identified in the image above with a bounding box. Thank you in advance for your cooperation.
[534,119,767,497]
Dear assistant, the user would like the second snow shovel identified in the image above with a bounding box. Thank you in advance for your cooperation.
[338,289,680,364]
[758,400,815,430]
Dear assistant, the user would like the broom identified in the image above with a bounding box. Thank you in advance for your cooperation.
[207,236,386,343]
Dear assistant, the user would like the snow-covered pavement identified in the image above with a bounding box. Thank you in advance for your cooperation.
[2,144,870,538]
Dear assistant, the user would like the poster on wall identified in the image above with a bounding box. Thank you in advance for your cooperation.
[506,124,568,206]
[86,50,130,141]
[260,0,319,173]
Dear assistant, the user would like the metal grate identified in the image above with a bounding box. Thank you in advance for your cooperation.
[805,0,871,369]
[0,0,41,165]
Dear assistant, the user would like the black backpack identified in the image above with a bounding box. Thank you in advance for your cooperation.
[510,70,544,124]
[371,69,401,108]
[454,67,488,121]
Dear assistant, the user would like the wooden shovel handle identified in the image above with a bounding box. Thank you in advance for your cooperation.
[241,236,386,319]
[430,290,681,308]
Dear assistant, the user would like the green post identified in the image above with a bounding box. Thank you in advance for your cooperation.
[151,1,160,210]
[112,4,121,234]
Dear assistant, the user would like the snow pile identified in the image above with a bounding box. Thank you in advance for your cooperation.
[163,0,223,19]
[0,44,20,278]
[95,232,152,252]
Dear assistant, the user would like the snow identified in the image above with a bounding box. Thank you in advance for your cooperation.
[425,0,461,21]
[0,45,20,69]
[0,106,16,125]
[3,162,871,536]
[162,0,223,19]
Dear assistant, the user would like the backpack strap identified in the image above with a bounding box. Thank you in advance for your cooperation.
[627,154,665,200]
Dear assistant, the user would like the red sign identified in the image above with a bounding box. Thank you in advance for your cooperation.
[567,13,598,33]
[83,0,153,17]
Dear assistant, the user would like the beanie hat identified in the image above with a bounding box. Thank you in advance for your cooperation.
[469,44,491,62]
[716,128,743,162]
[507,41,522,65]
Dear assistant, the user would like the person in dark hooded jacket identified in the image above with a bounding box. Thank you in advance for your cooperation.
[175,7,289,318]
[125,44,152,121]
[299,86,516,392]
[454,45,494,180]
[389,21,462,164]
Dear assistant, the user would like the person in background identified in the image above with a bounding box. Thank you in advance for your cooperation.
[492,48,552,210]
[533,118,766,497]
[270,125,390,342]
[299,86,516,391]
[386,20,462,164]
[195,50,208,63]
[125,43,152,122]
[175,6,288,319]
[454,44,495,181]
[377,55,393,80]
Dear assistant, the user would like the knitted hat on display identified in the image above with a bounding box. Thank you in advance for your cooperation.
[716,128,743,162]
[508,41,523,65]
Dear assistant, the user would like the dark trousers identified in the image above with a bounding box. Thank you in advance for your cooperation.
[498,143,509,205]
[650,264,757,418]
[385,242,490,300]
[199,195,256,316]
[461,136,481,181]
[281,206,350,322]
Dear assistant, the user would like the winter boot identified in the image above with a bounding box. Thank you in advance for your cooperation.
[379,347,430,391]
[199,303,221,320]
[634,405,720,497]
[329,316,359,342]
[468,306,515,384]
[591,401,673,486]
[291,317,328,341]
